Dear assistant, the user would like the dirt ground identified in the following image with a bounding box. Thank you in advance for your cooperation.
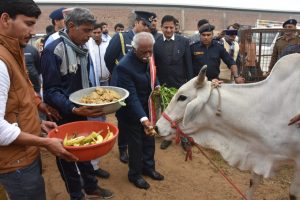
[42,115,294,200]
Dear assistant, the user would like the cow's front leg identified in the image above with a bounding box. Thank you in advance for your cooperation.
[289,167,300,200]
[246,172,262,200]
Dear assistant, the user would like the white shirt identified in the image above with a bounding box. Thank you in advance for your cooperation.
[86,38,110,84]
[102,34,111,43]
[163,34,175,41]
[0,60,21,145]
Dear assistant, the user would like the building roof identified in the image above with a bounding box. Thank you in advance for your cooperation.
[35,0,300,13]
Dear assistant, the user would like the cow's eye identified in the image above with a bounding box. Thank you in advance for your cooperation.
[177,95,187,101]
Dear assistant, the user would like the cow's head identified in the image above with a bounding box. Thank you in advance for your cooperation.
[156,66,212,137]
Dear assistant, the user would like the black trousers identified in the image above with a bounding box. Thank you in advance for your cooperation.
[56,159,98,200]
[117,124,128,152]
[118,120,155,179]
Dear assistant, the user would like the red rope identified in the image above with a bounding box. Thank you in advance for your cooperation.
[192,141,249,200]
[161,112,249,200]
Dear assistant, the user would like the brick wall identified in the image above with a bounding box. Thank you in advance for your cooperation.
[35,4,300,35]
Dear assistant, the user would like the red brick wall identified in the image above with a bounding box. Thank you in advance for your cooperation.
[35,4,300,35]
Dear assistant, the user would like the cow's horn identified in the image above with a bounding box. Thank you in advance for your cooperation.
[196,65,207,87]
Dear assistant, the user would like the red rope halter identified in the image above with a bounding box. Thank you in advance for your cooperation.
[161,112,249,200]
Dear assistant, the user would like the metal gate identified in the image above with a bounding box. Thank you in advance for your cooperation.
[239,28,300,82]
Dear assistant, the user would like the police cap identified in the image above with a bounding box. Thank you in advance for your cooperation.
[135,11,156,27]
[282,19,297,28]
[150,12,157,19]
[49,7,65,20]
[199,23,215,34]
[197,19,209,28]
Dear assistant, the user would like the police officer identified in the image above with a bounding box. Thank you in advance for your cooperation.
[44,7,65,46]
[149,12,162,40]
[49,7,65,32]
[104,11,156,164]
[189,19,209,45]
[105,11,155,75]
[190,23,244,83]
[269,19,300,72]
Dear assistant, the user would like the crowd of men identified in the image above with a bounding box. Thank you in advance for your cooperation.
[1,0,300,200]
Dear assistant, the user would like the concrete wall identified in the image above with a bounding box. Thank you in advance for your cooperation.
[35,4,300,35]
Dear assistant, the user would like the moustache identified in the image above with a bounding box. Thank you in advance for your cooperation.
[24,35,32,41]
[142,57,151,62]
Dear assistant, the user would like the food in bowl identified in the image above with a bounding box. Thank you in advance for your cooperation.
[79,87,121,104]
[48,121,118,161]
[63,127,114,146]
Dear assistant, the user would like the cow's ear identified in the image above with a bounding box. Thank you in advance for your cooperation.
[182,86,211,126]
[183,98,206,126]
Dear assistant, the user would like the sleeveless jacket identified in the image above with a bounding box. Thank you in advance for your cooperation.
[0,34,41,173]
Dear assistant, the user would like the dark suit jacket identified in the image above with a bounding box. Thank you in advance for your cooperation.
[116,51,159,124]
[154,34,193,88]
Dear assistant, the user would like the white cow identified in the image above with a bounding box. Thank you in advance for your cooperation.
[156,53,300,200]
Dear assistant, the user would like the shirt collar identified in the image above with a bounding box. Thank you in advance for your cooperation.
[91,38,102,46]
[163,34,175,41]
[200,40,216,48]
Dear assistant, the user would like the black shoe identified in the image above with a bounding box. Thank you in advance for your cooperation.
[129,176,150,190]
[94,168,110,179]
[119,151,129,164]
[85,187,113,199]
[143,170,164,181]
[160,140,172,150]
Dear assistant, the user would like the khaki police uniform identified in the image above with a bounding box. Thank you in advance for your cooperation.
[269,35,300,71]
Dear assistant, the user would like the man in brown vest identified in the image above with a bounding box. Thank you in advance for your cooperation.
[0,1,77,200]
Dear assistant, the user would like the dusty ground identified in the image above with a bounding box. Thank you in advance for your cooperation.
[42,115,294,200]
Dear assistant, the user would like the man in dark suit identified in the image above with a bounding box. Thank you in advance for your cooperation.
[115,32,164,190]
[104,11,157,164]
[154,15,193,149]
[154,15,193,88]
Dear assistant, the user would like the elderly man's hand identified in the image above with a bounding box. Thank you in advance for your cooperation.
[152,86,161,96]
[142,120,157,136]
